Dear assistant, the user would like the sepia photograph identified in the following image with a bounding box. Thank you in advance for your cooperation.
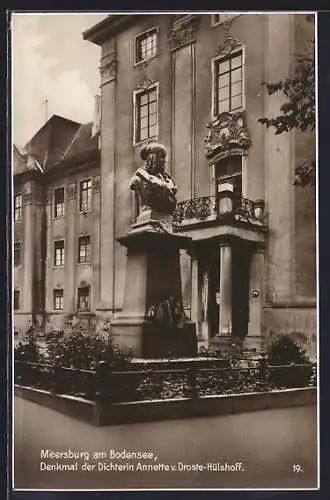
[12,11,318,491]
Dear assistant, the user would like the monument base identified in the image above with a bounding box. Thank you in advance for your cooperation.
[110,227,197,358]
[209,335,244,355]
[111,316,197,358]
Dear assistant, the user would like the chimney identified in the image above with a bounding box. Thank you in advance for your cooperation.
[92,94,101,138]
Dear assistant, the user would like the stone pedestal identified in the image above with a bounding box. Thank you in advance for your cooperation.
[110,228,197,358]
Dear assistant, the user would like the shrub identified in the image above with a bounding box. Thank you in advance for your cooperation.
[45,331,133,370]
[14,326,44,363]
[267,334,309,366]
[266,334,312,388]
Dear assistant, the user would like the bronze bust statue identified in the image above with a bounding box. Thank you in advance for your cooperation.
[130,142,177,214]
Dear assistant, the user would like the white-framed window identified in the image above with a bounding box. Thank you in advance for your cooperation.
[53,289,64,310]
[14,241,21,266]
[78,235,91,264]
[14,193,22,222]
[78,286,90,312]
[14,289,20,310]
[135,27,158,64]
[54,240,65,267]
[134,84,158,144]
[54,187,65,218]
[211,13,239,26]
[213,50,243,116]
[79,179,92,212]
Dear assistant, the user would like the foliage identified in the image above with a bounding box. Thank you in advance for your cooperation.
[44,331,133,370]
[267,334,310,366]
[266,334,311,388]
[14,325,45,363]
[258,33,315,187]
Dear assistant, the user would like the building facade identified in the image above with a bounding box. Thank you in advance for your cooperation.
[14,13,316,357]
[14,114,101,335]
[83,13,316,356]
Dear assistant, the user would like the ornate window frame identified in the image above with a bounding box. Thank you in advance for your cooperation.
[211,45,246,120]
[14,192,23,222]
[79,178,93,214]
[53,238,65,267]
[53,185,65,219]
[134,26,159,66]
[53,288,64,311]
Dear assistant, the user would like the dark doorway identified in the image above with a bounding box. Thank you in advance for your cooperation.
[232,243,250,338]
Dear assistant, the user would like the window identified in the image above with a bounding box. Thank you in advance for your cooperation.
[135,28,157,64]
[54,187,65,218]
[211,13,238,26]
[53,289,64,310]
[215,156,242,210]
[78,286,90,312]
[135,86,158,143]
[78,235,91,264]
[54,240,65,266]
[79,179,92,212]
[14,290,20,310]
[14,242,21,266]
[14,193,22,222]
[214,51,243,115]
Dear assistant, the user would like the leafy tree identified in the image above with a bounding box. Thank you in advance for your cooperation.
[259,36,315,187]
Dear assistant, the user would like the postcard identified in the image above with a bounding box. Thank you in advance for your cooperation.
[11,11,318,491]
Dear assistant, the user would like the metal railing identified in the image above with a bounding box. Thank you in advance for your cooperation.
[173,195,267,226]
[15,359,316,403]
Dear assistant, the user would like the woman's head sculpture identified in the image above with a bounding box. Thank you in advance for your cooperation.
[140,142,167,175]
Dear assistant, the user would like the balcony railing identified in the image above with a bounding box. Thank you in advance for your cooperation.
[173,195,267,227]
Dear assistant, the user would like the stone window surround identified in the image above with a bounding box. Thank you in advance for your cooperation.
[14,240,22,267]
[53,288,64,311]
[53,185,65,219]
[14,192,23,222]
[133,81,159,147]
[77,284,91,312]
[79,177,93,213]
[14,289,20,310]
[211,13,240,27]
[53,238,65,267]
[78,234,91,264]
[211,45,245,120]
[134,26,159,66]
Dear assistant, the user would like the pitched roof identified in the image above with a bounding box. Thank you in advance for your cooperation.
[24,115,82,170]
[14,114,99,178]
[62,122,99,162]
[13,144,44,175]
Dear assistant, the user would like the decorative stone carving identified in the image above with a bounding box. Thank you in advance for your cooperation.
[92,176,100,194]
[205,111,251,160]
[99,51,117,85]
[168,14,200,51]
[66,182,77,200]
[216,18,241,55]
[137,77,157,91]
[23,193,33,206]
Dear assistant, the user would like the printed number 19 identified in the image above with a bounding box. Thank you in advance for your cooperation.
[293,464,303,473]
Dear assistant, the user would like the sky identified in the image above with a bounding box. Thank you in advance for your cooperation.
[12,13,108,147]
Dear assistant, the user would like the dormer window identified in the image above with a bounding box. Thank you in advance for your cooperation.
[135,28,158,64]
